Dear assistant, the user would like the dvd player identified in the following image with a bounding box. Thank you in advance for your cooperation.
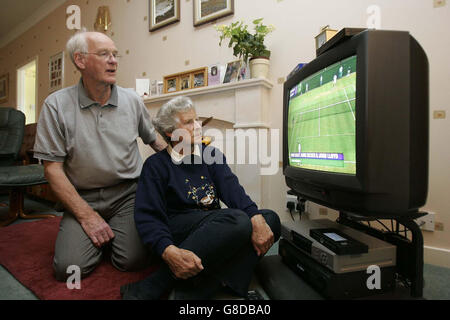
[281,219,396,274]
[310,227,368,255]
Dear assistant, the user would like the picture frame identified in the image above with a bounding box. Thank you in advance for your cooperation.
[163,67,208,93]
[180,74,191,91]
[208,63,221,86]
[238,61,250,81]
[149,0,180,32]
[193,0,234,27]
[223,60,241,83]
[49,52,64,93]
[0,73,9,104]
[193,71,205,88]
[165,76,178,93]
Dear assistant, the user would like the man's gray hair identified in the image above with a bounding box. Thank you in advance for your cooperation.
[66,28,88,67]
[152,96,195,139]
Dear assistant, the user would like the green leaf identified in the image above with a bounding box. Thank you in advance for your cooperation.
[253,18,263,25]
[216,18,274,59]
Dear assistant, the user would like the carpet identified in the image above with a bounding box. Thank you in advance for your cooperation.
[0,217,157,300]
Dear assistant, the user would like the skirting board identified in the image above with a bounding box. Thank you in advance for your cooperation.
[424,246,450,269]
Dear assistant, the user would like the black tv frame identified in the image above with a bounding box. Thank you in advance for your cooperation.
[282,29,429,298]
[283,29,429,218]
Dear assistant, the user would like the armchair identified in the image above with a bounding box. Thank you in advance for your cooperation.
[0,107,57,227]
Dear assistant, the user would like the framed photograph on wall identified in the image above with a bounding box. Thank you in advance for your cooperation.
[49,52,64,93]
[193,0,234,27]
[0,73,9,104]
[149,0,180,31]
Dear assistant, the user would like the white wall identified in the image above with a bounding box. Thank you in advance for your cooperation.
[0,0,449,259]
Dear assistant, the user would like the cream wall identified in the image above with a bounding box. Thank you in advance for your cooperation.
[0,0,449,262]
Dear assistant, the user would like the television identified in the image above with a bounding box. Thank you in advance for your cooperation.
[283,29,429,218]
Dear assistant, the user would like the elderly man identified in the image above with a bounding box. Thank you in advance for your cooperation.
[120,96,281,300]
[33,30,166,281]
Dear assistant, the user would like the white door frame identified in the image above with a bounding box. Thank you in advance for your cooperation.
[16,56,38,123]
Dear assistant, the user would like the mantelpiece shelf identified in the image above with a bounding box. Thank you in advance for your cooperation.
[143,78,273,104]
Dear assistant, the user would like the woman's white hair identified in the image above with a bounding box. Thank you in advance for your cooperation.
[66,27,88,68]
[152,96,195,141]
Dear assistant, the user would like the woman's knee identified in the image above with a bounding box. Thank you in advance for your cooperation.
[258,209,281,241]
[216,209,253,240]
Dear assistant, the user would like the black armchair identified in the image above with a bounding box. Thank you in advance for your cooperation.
[0,107,57,227]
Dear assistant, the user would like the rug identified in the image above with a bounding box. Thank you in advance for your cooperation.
[0,217,157,300]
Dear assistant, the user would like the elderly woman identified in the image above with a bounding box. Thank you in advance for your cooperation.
[121,96,280,300]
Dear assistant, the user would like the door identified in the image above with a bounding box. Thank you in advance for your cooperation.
[17,60,37,124]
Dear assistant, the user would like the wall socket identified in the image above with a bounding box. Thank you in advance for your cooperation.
[305,201,338,220]
[434,0,446,8]
[433,110,446,119]
[415,211,435,231]
[319,207,328,216]
[286,194,298,211]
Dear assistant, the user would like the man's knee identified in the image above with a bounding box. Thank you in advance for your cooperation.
[111,249,151,272]
[53,254,100,282]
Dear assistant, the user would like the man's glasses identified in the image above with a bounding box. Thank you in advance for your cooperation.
[81,51,122,60]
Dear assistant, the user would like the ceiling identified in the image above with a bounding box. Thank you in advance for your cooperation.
[0,0,65,47]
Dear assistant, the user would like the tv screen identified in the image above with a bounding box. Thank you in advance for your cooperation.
[287,55,357,175]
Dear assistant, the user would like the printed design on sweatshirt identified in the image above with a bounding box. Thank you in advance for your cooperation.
[185,176,220,210]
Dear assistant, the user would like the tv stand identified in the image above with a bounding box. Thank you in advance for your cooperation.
[257,201,427,299]
[336,211,426,298]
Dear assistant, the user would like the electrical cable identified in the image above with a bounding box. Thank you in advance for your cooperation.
[296,199,306,221]
[375,219,391,232]
[286,201,295,221]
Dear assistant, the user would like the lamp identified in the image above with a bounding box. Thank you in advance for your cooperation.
[94,6,111,32]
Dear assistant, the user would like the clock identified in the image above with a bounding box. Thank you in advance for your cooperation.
[315,26,337,50]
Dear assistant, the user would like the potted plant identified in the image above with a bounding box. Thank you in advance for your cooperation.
[216,18,275,79]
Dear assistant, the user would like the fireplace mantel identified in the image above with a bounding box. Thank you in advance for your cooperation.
[144,78,274,129]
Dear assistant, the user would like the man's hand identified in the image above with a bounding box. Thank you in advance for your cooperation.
[150,136,168,152]
[43,161,115,248]
[79,212,115,248]
[250,214,274,256]
[162,245,204,279]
